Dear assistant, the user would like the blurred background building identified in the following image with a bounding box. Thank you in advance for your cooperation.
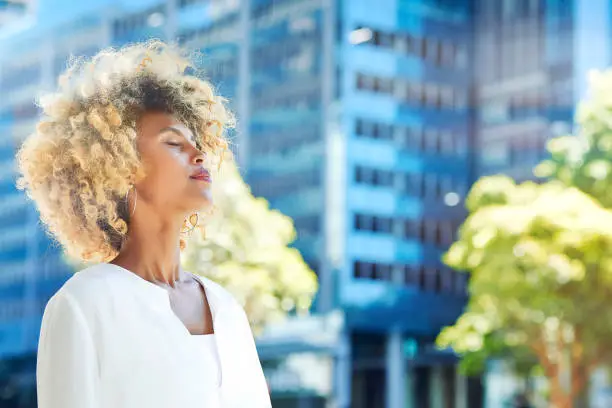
[0,0,610,407]
[473,0,611,181]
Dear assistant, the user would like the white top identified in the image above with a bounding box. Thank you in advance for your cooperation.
[36,263,272,408]
[191,334,222,388]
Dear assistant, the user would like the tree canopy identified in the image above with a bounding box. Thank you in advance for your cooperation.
[182,162,318,334]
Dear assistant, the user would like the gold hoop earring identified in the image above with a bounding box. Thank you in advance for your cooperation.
[126,185,137,217]
[181,212,199,234]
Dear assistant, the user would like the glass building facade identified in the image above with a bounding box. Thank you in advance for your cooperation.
[473,0,612,182]
[0,0,478,406]
[5,0,612,407]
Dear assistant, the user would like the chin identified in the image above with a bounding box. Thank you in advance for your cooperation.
[185,196,213,213]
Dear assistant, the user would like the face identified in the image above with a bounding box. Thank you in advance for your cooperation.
[135,111,212,216]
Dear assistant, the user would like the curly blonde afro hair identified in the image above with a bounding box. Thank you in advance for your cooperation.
[16,40,234,263]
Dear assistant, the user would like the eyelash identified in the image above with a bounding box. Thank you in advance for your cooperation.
[166,141,181,147]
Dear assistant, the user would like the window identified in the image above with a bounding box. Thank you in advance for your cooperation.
[425,129,438,152]
[355,166,374,184]
[373,169,393,187]
[394,34,410,54]
[355,213,393,234]
[353,261,393,281]
[439,177,454,198]
[418,266,426,289]
[422,220,435,243]
[374,31,394,48]
[424,174,437,198]
[371,30,381,46]
[412,127,424,151]
[414,37,426,58]
[373,216,392,233]
[403,265,416,285]
[434,222,443,246]
[378,123,393,140]
[440,87,455,109]
[434,268,442,292]
[442,43,456,67]
[434,40,444,66]
[454,91,467,110]
[373,263,392,280]
[424,267,437,291]
[355,214,373,231]
[393,125,408,146]
[425,84,439,107]
[371,122,380,138]
[354,261,374,279]
[374,77,393,94]
[356,73,369,90]
[407,82,422,104]
[439,131,454,154]
[179,0,207,7]
[425,38,437,61]
[418,220,426,241]
[403,219,417,239]
[441,268,454,292]
[454,272,468,295]
[355,119,394,141]
[404,173,423,196]
[355,118,365,136]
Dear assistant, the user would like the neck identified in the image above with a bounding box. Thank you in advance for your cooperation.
[111,203,186,287]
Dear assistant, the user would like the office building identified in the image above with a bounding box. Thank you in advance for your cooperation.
[0,0,483,406]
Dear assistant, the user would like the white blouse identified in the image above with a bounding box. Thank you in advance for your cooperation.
[36,263,272,408]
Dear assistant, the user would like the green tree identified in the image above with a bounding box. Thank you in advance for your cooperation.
[437,176,612,408]
[536,69,612,207]
[182,161,318,334]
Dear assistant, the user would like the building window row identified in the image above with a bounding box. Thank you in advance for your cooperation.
[354,214,393,234]
[354,166,467,202]
[354,213,461,248]
[0,64,41,93]
[12,102,40,121]
[178,12,240,45]
[251,31,320,73]
[352,25,466,69]
[252,87,320,112]
[0,297,54,321]
[250,167,321,199]
[112,6,165,39]
[355,118,467,156]
[251,126,320,155]
[252,0,318,23]
[353,261,468,295]
[208,57,239,82]
[178,0,208,8]
[354,166,394,188]
[356,73,467,111]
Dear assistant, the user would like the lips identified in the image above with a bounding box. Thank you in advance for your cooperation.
[190,169,211,182]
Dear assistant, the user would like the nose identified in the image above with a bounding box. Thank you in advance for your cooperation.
[193,150,206,165]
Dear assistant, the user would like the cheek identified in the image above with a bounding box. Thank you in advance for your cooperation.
[140,152,190,191]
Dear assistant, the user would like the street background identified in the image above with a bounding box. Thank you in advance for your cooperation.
[0,0,611,407]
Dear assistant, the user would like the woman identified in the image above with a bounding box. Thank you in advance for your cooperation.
[17,40,271,408]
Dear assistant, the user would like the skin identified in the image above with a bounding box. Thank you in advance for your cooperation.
[110,111,214,335]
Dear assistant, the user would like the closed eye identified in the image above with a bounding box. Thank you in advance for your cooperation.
[166,141,182,147]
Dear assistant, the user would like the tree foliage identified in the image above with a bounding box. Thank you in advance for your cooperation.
[536,69,612,207]
[438,176,612,406]
[182,162,318,334]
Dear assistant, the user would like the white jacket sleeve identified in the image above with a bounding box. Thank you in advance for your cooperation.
[37,292,99,408]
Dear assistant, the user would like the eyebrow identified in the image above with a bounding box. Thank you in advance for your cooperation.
[159,126,197,145]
